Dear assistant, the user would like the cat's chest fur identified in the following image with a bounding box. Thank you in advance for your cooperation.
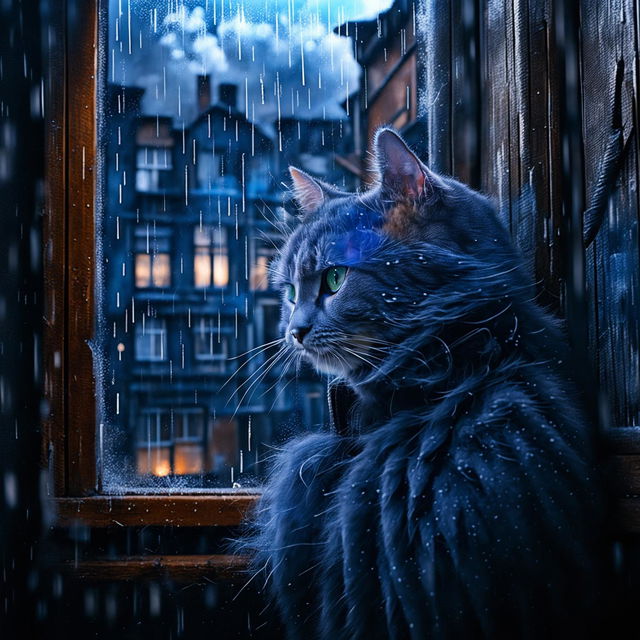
[249,359,601,639]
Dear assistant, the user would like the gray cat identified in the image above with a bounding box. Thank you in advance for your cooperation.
[244,128,603,639]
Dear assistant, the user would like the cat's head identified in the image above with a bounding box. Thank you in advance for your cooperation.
[271,128,521,380]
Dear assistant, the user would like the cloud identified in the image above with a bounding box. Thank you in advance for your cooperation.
[108,1,389,131]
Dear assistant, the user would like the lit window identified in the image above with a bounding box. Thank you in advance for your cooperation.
[134,228,171,288]
[136,410,171,476]
[175,412,205,474]
[135,145,172,193]
[135,252,171,287]
[251,242,278,291]
[193,317,228,369]
[136,409,205,476]
[135,317,167,361]
[194,225,229,288]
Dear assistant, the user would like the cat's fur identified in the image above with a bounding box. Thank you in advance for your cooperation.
[243,129,603,639]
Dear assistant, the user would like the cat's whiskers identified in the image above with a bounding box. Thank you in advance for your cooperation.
[259,347,300,400]
[341,345,387,377]
[267,370,299,414]
[227,346,290,415]
[229,338,284,360]
[219,339,285,392]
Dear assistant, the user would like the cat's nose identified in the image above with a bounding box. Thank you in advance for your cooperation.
[290,326,311,345]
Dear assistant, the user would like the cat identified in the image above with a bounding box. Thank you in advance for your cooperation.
[243,128,604,639]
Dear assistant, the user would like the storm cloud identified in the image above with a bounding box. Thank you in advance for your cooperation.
[108,1,394,131]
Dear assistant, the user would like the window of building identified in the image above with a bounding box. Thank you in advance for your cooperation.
[196,148,227,190]
[135,145,173,192]
[136,409,206,476]
[193,317,228,369]
[250,242,278,291]
[134,228,171,288]
[247,156,271,197]
[135,317,167,361]
[194,225,229,289]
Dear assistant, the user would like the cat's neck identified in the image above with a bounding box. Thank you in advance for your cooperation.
[345,306,564,430]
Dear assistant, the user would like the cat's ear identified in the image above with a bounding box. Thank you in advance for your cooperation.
[289,167,326,217]
[374,128,444,199]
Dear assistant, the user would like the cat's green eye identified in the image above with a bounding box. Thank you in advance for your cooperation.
[285,283,296,303]
[323,266,348,294]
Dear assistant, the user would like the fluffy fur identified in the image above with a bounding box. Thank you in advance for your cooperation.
[242,129,603,639]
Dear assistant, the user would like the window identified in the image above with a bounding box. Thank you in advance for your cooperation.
[45,0,394,523]
[136,145,173,192]
[135,317,167,361]
[136,409,206,476]
[134,228,171,288]
[250,242,278,291]
[247,156,271,197]
[196,148,233,191]
[193,225,229,289]
[193,317,228,369]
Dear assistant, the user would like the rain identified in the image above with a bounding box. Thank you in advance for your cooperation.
[3,0,640,637]
[99,0,388,490]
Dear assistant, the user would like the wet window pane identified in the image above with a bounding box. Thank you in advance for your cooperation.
[99,0,363,489]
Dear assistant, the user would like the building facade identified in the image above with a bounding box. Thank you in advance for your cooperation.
[101,80,352,488]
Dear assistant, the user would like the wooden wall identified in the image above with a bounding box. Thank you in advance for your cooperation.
[416,0,639,430]
[581,1,639,429]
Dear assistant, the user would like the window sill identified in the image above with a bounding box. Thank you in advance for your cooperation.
[53,494,258,527]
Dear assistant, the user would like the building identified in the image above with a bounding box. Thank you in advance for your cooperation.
[335,0,428,185]
[100,78,351,487]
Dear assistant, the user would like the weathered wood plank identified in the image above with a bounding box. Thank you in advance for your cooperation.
[60,555,249,583]
[615,499,640,534]
[60,554,249,582]
[580,0,640,428]
[65,0,99,494]
[606,455,640,495]
[54,495,258,527]
[415,0,452,174]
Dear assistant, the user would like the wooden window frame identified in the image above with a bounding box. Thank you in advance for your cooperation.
[42,0,257,532]
[42,0,640,546]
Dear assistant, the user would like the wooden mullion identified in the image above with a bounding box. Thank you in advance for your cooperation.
[65,0,99,495]
[42,0,68,496]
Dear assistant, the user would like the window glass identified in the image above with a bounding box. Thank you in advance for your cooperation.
[194,225,229,288]
[100,0,365,489]
[193,317,228,366]
[135,317,166,361]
